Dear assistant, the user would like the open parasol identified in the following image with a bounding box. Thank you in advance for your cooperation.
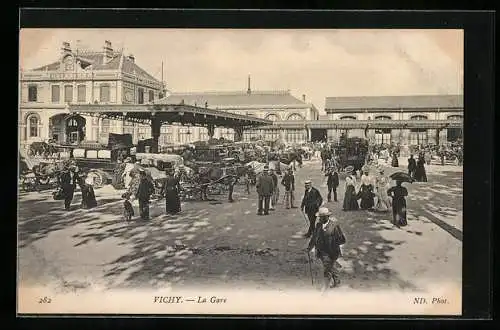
[389,171,414,183]
[343,165,354,174]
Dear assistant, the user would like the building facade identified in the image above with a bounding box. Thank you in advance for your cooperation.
[322,95,463,145]
[157,88,320,144]
[19,40,165,150]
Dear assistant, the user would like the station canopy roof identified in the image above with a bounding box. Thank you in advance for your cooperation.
[68,103,272,128]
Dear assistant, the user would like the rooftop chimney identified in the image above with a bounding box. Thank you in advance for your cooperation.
[302,94,306,102]
[103,40,113,63]
[61,42,71,55]
[127,54,135,63]
[247,75,251,94]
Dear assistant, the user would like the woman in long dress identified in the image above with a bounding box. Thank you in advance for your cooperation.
[414,155,428,182]
[387,180,408,227]
[374,169,391,212]
[342,175,359,211]
[358,169,375,210]
[77,175,97,209]
[391,151,399,167]
[163,169,181,215]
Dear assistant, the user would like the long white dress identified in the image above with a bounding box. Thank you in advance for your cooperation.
[375,175,391,211]
[123,163,135,189]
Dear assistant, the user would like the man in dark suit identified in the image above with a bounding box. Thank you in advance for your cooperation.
[300,180,323,237]
[281,167,296,209]
[136,169,155,220]
[306,207,346,291]
[58,166,77,211]
[256,165,274,216]
[325,166,340,202]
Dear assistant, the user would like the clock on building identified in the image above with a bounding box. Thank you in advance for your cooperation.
[124,90,134,102]
[63,56,74,71]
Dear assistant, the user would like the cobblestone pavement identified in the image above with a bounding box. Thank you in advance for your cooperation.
[18,158,462,293]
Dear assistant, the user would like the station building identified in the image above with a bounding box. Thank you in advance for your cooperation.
[20,39,463,149]
[157,82,320,144]
[322,95,464,145]
[19,40,165,150]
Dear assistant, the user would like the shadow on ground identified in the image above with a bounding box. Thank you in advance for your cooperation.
[17,165,462,292]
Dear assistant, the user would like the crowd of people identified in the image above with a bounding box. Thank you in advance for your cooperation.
[42,137,465,292]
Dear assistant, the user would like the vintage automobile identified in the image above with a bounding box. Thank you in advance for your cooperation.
[67,134,137,188]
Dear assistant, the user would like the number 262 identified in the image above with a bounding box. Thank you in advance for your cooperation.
[38,297,51,304]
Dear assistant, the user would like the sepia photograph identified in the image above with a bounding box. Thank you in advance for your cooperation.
[18,28,464,315]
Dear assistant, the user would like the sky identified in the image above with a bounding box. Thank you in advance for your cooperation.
[19,29,463,114]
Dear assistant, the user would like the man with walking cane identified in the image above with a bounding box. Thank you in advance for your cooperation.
[300,180,323,238]
[306,207,346,292]
[281,167,296,209]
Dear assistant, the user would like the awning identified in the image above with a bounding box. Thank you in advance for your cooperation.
[254,119,463,130]
[68,103,272,128]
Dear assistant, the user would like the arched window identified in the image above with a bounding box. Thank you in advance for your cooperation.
[375,115,392,120]
[27,114,40,138]
[68,118,78,127]
[287,113,305,121]
[101,119,110,134]
[265,113,280,121]
[340,116,356,120]
[408,116,428,145]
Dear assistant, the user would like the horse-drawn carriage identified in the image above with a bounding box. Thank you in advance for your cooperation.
[19,157,71,192]
[334,137,369,172]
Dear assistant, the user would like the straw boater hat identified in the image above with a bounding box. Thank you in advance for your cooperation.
[316,207,331,217]
[304,179,312,184]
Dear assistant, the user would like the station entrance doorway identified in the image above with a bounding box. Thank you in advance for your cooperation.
[310,129,327,142]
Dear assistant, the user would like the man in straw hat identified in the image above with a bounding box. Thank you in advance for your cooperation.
[306,207,346,291]
[256,165,274,216]
[300,179,323,238]
[325,165,339,202]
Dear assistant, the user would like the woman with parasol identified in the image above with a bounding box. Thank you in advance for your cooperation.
[387,172,413,227]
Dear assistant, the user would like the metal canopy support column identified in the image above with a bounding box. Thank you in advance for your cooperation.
[207,124,215,140]
[150,116,162,153]
[234,126,244,142]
